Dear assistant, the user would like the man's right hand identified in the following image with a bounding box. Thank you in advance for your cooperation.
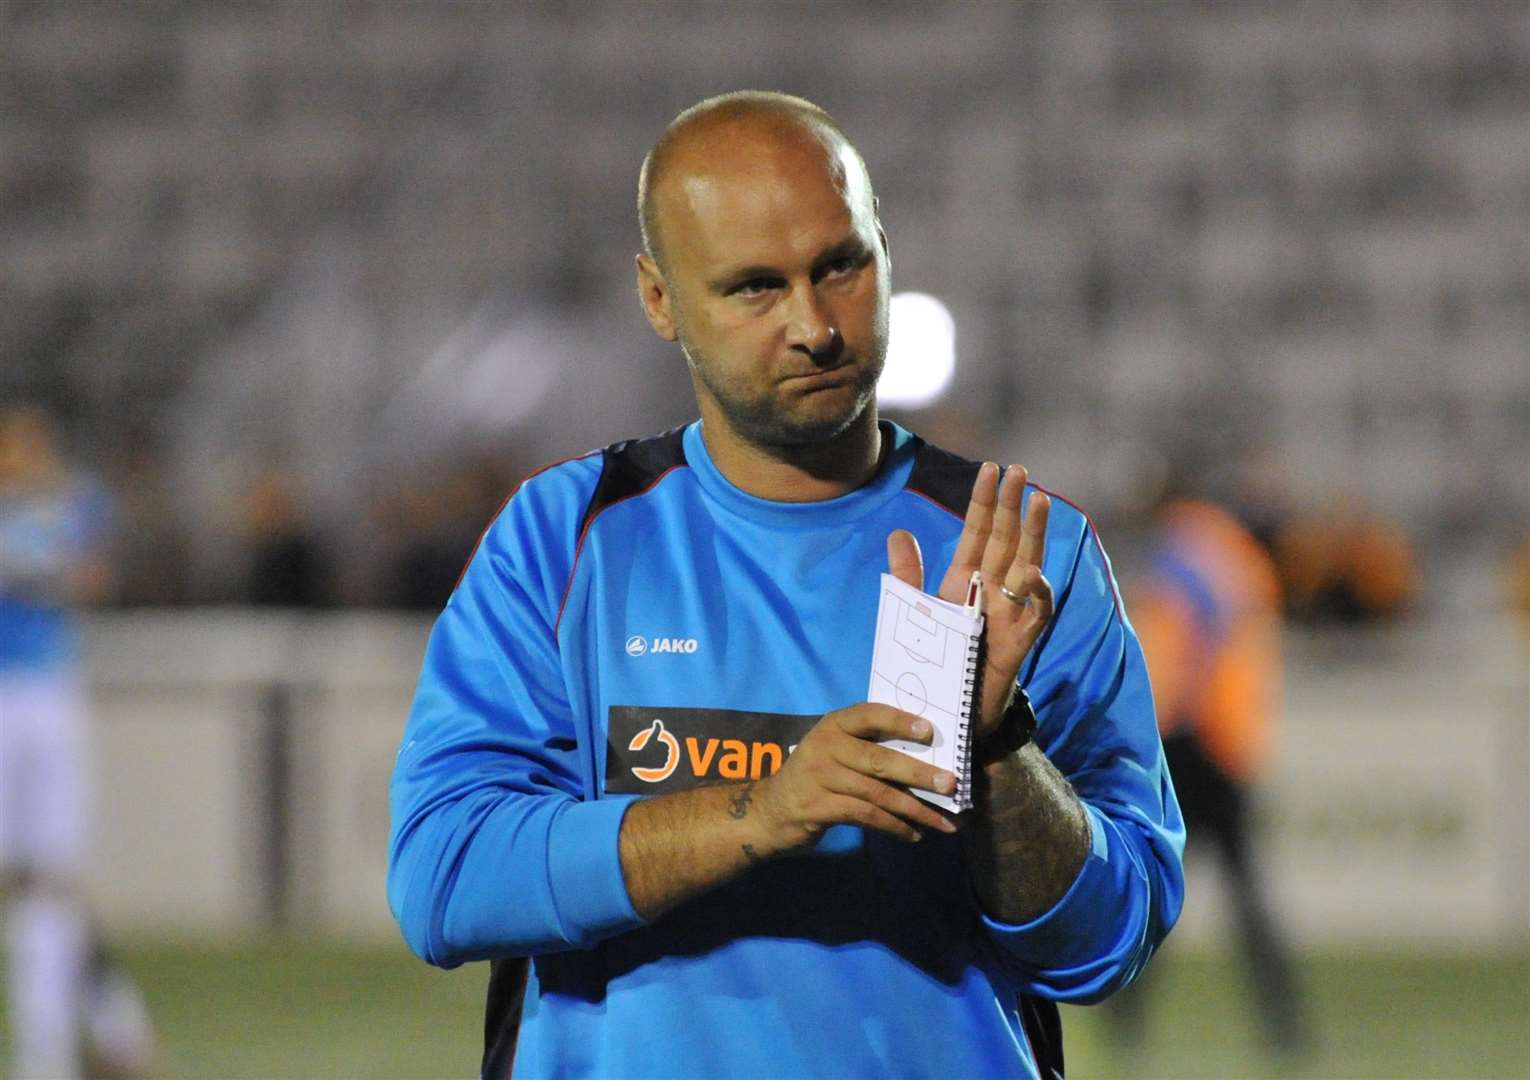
[619,703,958,920]
[750,703,959,852]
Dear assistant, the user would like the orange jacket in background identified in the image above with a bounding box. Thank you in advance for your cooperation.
[1134,499,1282,783]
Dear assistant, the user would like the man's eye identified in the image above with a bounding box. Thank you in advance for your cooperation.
[732,279,776,297]
[816,256,862,281]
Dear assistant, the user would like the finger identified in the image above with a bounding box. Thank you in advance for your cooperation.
[999,563,1054,628]
[940,462,999,597]
[825,793,925,843]
[833,731,957,799]
[980,464,1028,583]
[826,774,959,836]
[833,703,933,744]
[1015,489,1050,570]
[1025,565,1055,624]
[885,529,924,591]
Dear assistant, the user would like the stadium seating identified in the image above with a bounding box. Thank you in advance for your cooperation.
[1,2,1523,599]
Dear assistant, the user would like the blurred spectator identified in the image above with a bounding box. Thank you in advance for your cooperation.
[380,457,515,611]
[0,403,155,1078]
[1114,487,1311,1061]
[106,439,192,607]
[1507,535,1530,628]
[378,480,465,611]
[1273,505,1415,624]
[242,470,333,608]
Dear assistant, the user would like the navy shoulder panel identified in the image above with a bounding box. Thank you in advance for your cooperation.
[906,437,985,518]
[578,425,689,536]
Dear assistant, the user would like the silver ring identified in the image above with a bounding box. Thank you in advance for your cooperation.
[998,582,1029,607]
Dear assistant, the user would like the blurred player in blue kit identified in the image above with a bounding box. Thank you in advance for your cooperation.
[0,404,153,1080]
[389,93,1185,1079]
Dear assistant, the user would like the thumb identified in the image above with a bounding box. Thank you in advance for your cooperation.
[886,529,924,590]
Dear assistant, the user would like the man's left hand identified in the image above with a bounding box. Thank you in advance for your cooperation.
[887,462,1052,739]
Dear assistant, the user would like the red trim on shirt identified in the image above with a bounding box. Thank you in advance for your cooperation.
[904,487,965,521]
[904,480,1124,619]
[553,463,688,635]
[453,452,600,591]
[1031,482,1124,618]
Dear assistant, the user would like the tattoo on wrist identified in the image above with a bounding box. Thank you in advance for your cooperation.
[727,781,755,820]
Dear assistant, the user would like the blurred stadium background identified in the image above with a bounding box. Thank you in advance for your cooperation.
[2,1,1526,1077]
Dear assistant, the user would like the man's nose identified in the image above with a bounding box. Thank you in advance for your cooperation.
[784,285,841,361]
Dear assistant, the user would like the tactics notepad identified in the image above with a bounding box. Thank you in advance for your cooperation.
[866,573,983,812]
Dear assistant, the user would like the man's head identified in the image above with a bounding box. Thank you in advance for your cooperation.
[0,403,63,488]
[635,91,890,452]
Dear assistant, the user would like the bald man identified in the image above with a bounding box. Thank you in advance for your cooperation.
[389,92,1183,1080]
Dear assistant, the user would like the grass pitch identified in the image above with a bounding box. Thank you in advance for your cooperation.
[3,937,1526,1077]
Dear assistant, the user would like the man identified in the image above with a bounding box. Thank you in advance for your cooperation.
[0,404,155,1079]
[388,92,1184,1079]
[1123,490,1308,1057]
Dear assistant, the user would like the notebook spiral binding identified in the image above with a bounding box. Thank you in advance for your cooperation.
[954,631,982,809]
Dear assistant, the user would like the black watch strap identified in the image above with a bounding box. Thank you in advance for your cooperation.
[976,687,1037,765]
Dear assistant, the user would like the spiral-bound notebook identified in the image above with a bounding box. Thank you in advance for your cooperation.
[866,572,984,812]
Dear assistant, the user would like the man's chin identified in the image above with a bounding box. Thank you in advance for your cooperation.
[741,390,875,449]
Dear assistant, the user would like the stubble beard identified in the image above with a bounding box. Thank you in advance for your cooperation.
[676,315,889,452]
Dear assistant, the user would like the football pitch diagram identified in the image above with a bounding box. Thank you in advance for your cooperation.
[869,587,971,743]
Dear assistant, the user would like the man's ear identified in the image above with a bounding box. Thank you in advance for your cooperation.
[877,223,890,271]
[636,254,678,342]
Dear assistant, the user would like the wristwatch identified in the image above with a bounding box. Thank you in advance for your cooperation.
[976,687,1037,765]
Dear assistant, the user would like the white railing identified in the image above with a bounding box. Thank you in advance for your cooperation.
[76,610,1529,948]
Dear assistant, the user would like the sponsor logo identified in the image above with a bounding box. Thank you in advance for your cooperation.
[625,636,699,656]
[626,719,680,783]
[606,706,820,795]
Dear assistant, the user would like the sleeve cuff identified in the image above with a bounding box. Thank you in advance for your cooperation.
[546,794,647,945]
[979,802,1139,970]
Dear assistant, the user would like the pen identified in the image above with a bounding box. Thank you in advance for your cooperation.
[964,570,983,617]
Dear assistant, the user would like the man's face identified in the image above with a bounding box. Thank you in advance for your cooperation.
[645,125,890,449]
[0,407,56,483]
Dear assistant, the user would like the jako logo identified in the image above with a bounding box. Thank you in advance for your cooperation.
[626,636,699,656]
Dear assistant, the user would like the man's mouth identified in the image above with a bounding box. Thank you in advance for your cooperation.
[782,363,856,389]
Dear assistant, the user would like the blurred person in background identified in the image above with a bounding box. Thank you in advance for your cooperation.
[1115,474,1311,1061]
[375,478,461,610]
[242,468,333,608]
[381,459,513,611]
[1511,535,1530,627]
[1273,503,1414,624]
[0,404,154,1079]
[389,92,1183,1079]
[103,439,190,608]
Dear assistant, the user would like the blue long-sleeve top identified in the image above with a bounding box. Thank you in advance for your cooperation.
[389,421,1184,1079]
